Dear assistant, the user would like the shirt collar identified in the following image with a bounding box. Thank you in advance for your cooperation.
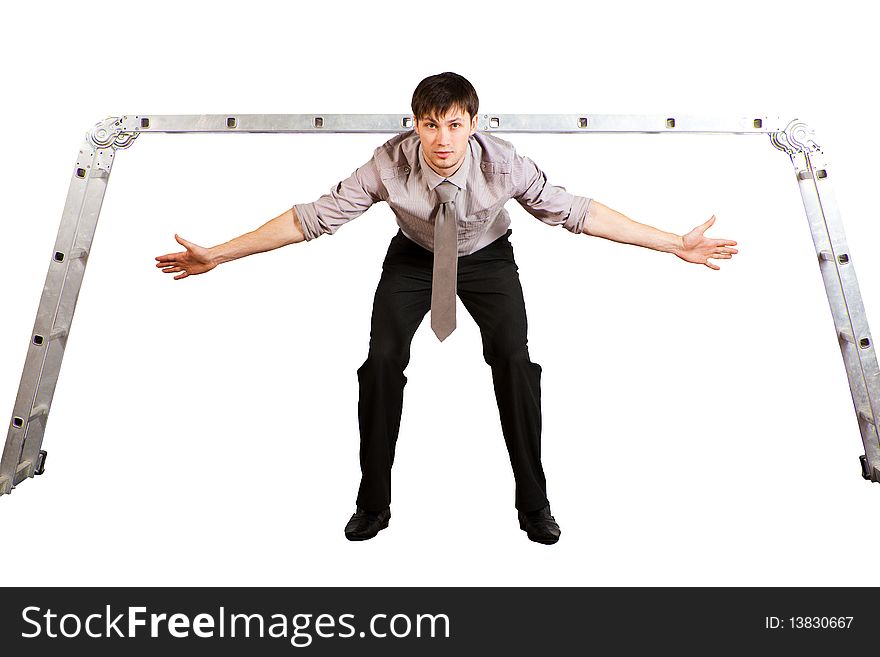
[418,139,471,192]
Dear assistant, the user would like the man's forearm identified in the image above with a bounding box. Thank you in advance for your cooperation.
[209,207,305,265]
[585,200,684,254]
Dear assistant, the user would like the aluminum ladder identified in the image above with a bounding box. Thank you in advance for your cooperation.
[2,113,877,496]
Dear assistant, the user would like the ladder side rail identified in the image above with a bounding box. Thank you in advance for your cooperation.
[790,149,880,479]
[0,133,118,494]
[120,113,784,135]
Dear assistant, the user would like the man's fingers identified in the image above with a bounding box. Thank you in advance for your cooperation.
[706,261,721,270]
[173,271,189,280]
[712,239,737,247]
[157,259,186,268]
[155,251,186,262]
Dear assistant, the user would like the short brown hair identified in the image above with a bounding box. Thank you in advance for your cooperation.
[411,72,479,123]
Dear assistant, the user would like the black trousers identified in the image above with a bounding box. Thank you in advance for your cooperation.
[356,229,548,513]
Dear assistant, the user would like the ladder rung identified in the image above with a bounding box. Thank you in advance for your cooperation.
[28,404,48,421]
[13,460,33,485]
[818,250,834,262]
[860,409,876,426]
[839,330,855,344]
[798,169,828,181]
[69,248,88,260]
[32,327,69,346]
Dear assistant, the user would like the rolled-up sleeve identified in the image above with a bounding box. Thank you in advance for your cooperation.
[511,152,592,235]
[293,158,384,241]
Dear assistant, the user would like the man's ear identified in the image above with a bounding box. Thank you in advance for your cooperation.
[469,112,479,135]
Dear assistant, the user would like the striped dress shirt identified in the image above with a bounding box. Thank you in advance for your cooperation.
[293,129,593,256]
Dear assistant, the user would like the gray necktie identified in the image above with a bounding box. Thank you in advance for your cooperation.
[431,180,459,342]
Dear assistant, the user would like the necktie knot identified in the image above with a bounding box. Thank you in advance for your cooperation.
[435,180,459,205]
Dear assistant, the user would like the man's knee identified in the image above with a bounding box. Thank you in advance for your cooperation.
[358,339,410,377]
[483,344,534,370]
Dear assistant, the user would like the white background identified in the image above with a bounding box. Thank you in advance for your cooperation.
[1,0,878,586]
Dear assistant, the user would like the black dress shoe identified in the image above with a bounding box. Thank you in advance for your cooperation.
[344,507,391,541]
[518,505,561,544]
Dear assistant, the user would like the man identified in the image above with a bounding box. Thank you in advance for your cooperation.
[155,72,737,545]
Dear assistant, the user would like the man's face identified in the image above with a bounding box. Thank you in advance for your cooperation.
[413,105,479,177]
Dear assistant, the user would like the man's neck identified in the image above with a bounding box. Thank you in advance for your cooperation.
[429,159,463,178]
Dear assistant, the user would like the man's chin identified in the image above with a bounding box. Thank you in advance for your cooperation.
[432,158,458,171]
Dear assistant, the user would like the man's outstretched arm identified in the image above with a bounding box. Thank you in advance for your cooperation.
[154,207,305,280]
[585,200,738,270]
[510,152,738,270]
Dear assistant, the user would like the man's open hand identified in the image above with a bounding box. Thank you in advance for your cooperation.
[675,215,738,270]
[154,234,216,280]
